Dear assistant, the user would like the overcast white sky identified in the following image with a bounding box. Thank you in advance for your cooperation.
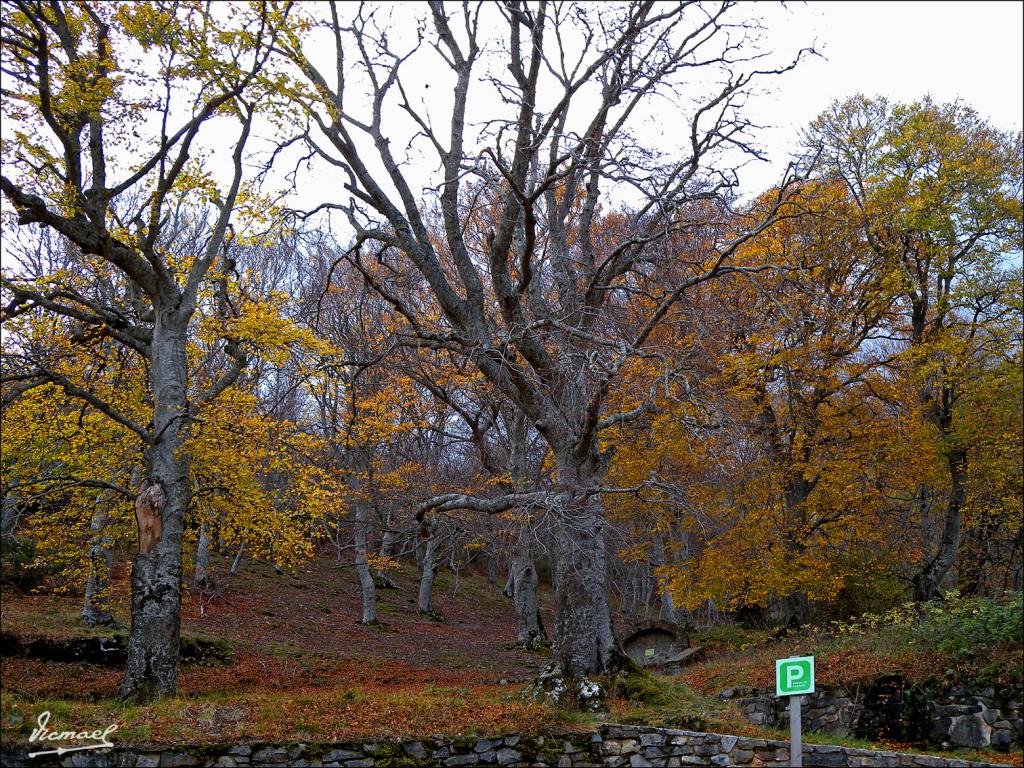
[3,1,1022,248]
[243,0,1023,219]
[732,0,1024,194]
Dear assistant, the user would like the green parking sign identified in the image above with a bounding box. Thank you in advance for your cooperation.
[776,656,814,696]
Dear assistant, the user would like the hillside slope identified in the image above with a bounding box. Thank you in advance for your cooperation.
[1,553,1019,767]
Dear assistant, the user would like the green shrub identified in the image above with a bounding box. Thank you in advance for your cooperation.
[691,624,772,651]
[913,591,1023,660]
[0,537,49,592]
[822,572,909,621]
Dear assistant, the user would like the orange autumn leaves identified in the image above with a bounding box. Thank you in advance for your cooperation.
[603,178,991,613]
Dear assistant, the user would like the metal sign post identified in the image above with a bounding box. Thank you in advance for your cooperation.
[776,656,814,768]
[790,695,802,768]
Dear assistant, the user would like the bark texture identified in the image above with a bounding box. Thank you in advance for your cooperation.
[551,457,614,675]
[118,321,189,701]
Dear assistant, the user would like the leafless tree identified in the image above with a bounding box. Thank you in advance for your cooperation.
[273,0,809,681]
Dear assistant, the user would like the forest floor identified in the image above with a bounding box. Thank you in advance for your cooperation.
[1,554,1019,766]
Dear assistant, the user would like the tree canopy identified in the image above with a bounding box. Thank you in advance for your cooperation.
[1,1,1020,702]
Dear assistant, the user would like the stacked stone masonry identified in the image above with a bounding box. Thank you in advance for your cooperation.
[1,725,1012,767]
[718,681,1022,751]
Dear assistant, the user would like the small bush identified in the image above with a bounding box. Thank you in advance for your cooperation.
[913,591,1023,661]
[620,671,670,706]
[691,624,772,652]
[822,572,909,622]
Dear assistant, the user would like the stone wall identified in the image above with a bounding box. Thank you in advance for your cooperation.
[722,685,859,736]
[1,724,1011,767]
[929,688,1021,751]
[719,680,1023,751]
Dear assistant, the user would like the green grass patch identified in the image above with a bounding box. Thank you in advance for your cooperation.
[606,670,748,733]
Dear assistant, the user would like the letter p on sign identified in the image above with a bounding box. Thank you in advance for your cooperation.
[776,656,814,696]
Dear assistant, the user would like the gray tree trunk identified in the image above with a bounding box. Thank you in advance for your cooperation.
[353,500,377,624]
[485,518,498,587]
[552,509,613,675]
[551,456,614,676]
[487,544,498,587]
[655,533,690,628]
[82,497,114,626]
[230,541,244,575]
[0,492,18,542]
[374,510,397,588]
[503,564,516,598]
[505,406,545,646]
[658,584,678,624]
[118,319,189,701]
[417,520,438,614]
[510,543,546,648]
[193,524,211,588]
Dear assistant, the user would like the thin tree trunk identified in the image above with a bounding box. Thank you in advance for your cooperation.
[656,534,692,629]
[418,520,438,615]
[0,492,18,542]
[118,320,189,701]
[503,564,516,598]
[353,499,377,624]
[230,541,244,574]
[193,524,211,588]
[374,509,397,588]
[487,544,498,587]
[82,496,114,626]
[914,447,968,602]
[511,542,547,648]
[959,517,1000,597]
[658,584,679,625]
[505,405,542,646]
[913,484,935,560]
[661,519,695,629]
[485,518,498,587]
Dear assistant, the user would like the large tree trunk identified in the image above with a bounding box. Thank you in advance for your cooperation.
[510,543,547,649]
[82,496,115,626]
[779,471,815,625]
[353,499,377,624]
[118,319,189,701]
[914,447,968,602]
[551,456,614,677]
